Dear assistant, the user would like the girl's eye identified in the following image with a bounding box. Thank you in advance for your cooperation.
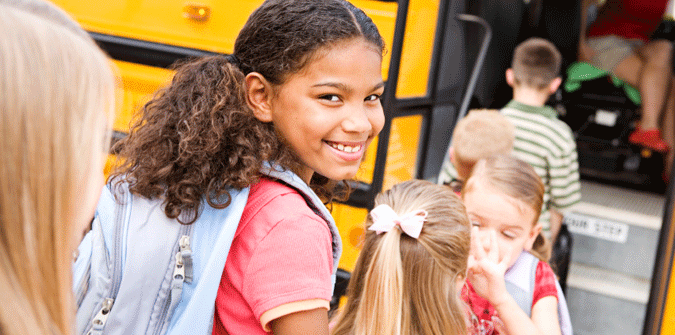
[470,219,480,227]
[502,231,516,239]
[319,94,340,102]
[365,94,381,102]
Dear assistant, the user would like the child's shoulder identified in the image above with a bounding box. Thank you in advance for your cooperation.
[535,259,556,278]
[249,177,320,214]
[548,117,575,139]
[502,106,575,143]
[250,177,299,200]
[241,177,329,236]
[533,259,558,303]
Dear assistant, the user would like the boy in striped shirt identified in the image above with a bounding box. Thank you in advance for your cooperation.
[502,37,581,243]
[438,37,580,245]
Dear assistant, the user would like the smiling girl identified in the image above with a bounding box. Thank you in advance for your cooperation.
[106,0,385,334]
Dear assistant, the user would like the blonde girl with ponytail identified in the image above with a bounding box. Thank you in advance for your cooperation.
[330,179,472,335]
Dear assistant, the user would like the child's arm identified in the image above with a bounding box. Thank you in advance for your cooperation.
[271,308,329,335]
[491,294,561,335]
[578,0,601,61]
[549,209,563,245]
[531,296,562,335]
[469,228,561,335]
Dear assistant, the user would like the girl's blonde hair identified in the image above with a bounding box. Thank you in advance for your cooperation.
[464,155,551,261]
[331,180,471,335]
[0,4,114,334]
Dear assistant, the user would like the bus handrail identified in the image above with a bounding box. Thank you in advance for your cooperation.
[455,14,492,121]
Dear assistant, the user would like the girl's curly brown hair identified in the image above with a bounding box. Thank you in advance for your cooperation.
[110,0,385,224]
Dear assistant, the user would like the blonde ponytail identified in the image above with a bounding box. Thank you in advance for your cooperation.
[331,180,470,335]
[354,229,404,334]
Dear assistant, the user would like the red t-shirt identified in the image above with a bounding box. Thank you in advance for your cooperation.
[587,0,669,42]
[212,178,334,335]
[463,260,558,335]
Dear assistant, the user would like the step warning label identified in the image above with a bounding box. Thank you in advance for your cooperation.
[564,213,629,243]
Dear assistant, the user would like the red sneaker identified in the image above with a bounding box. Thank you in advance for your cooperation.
[629,127,670,153]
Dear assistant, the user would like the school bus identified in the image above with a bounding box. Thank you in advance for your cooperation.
[53,0,675,333]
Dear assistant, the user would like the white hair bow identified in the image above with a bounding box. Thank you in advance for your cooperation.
[368,204,428,239]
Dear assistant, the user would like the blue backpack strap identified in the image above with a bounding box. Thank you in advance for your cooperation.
[504,251,574,335]
[166,187,249,334]
[504,251,538,317]
[555,280,574,335]
[74,183,133,335]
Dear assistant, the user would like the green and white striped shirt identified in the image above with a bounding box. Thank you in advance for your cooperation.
[438,100,581,235]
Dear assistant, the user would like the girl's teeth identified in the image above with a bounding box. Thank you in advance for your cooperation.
[331,143,361,153]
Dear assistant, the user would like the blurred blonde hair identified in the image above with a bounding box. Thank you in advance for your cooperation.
[0,4,114,334]
[451,109,515,180]
[331,180,471,335]
[464,155,551,261]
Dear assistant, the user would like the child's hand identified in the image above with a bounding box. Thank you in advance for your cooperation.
[468,227,513,307]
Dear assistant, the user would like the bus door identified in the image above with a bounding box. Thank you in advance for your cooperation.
[645,167,675,334]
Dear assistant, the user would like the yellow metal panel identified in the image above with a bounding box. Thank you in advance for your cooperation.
[382,115,423,190]
[660,213,675,334]
[113,60,174,132]
[397,0,439,98]
[51,0,255,54]
[333,203,369,271]
[352,116,424,188]
[336,0,438,271]
[662,267,675,334]
[334,0,437,272]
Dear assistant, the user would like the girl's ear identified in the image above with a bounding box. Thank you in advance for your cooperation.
[524,223,542,251]
[245,72,274,123]
[455,273,466,295]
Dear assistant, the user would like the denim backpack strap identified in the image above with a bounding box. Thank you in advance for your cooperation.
[166,187,249,334]
[504,251,573,335]
[556,280,574,335]
[504,251,538,317]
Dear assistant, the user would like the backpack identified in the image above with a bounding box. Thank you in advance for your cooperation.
[73,166,342,335]
[504,251,573,335]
